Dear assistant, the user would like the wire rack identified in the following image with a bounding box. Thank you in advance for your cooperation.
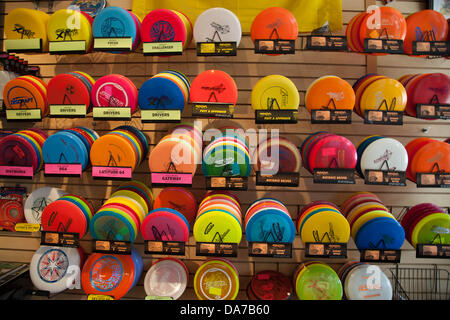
[389,265,450,300]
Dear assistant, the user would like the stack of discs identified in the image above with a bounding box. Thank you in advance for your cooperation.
[41,194,93,239]
[193,8,242,46]
[30,245,84,294]
[250,7,298,56]
[245,198,296,243]
[3,75,49,117]
[42,127,99,171]
[194,258,239,300]
[305,76,355,113]
[141,207,190,242]
[251,75,300,111]
[141,9,192,51]
[143,258,188,300]
[341,192,405,250]
[356,135,408,179]
[5,8,50,51]
[47,9,93,53]
[346,7,407,54]
[202,130,251,177]
[247,270,293,300]
[300,132,357,174]
[81,246,143,300]
[399,73,450,118]
[353,74,407,118]
[297,201,350,244]
[404,10,448,56]
[90,181,153,243]
[24,186,68,225]
[47,72,95,112]
[189,70,238,111]
[153,187,197,226]
[138,70,190,112]
[405,138,450,183]
[92,6,142,53]
[90,126,149,172]
[0,129,47,174]
[149,126,200,177]
[400,203,450,248]
[193,191,242,244]
[253,136,301,175]
[91,74,138,114]
[338,261,393,300]
[293,262,343,300]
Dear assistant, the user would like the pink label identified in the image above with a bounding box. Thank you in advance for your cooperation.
[151,173,192,185]
[92,166,132,179]
[45,163,82,176]
[0,166,33,178]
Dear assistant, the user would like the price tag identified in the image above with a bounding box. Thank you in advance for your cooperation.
[416,104,450,120]
[255,172,299,187]
[143,41,183,56]
[145,240,186,256]
[6,109,42,121]
[248,242,292,258]
[305,35,348,51]
[364,170,406,186]
[364,38,404,54]
[0,166,34,179]
[364,110,403,125]
[14,223,41,233]
[92,107,131,120]
[311,109,352,124]
[197,42,237,56]
[416,172,450,188]
[145,296,173,300]
[88,295,114,300]
[360,249,401,263]
[151,173,192,187]
[416,244,450,259]
[92,166,132,180]
[94,37,132,51]
[5,39,42,53]
[206,176,248,191]
[196,242,238,257]
[141,109,181,123]
[49,40,86,54]
[93,240,131,255]
[305,243,347,259]
[40,231,80,248]
[255,110,298,124]
[412,41,449,56]
[192,103,234,118]
[44,163,82,177]
[49,105,87,117]
[313,168,355,184]
[254,39,295,54]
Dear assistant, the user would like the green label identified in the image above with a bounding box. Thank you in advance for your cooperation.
[141,109,181,121]
[49,41,86,53]
[50,105,86,117]
[143,41,183,54]
[94,37,132,50]
[5,39,42,52]
[6,109,42,120]
[145,296,173,300]
[93,107,131,119]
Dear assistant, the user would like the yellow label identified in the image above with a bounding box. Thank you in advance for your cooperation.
[50,105,86,116]
[143,41,183,53]
[49,41,86,53]
[5,39,41,52]
[200,43,216,54]
[208,287,222,296]
[141,109,181,121]
[88,294,114,300]
[6,109,42,120]
[14,223,41,232]
[93,107,131,119]
[94,38,132,50]
[145,296,173,300]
